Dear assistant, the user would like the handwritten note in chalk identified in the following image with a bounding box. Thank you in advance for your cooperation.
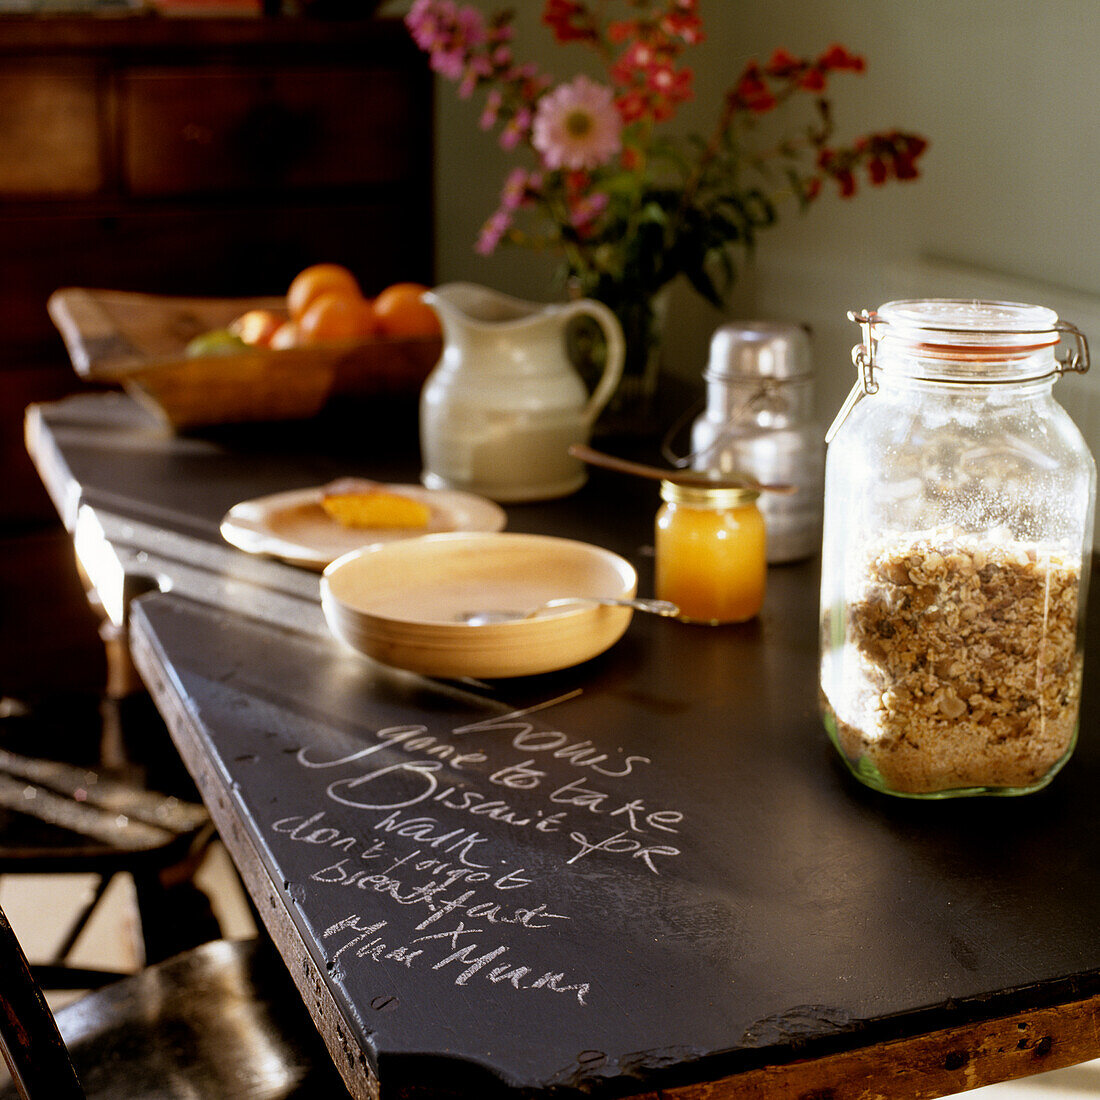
[262,691,688,1008]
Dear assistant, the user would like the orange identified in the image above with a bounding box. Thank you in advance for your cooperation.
[356,298,382,338]
[229,308,284,347]
[269,320,300,350]
[373,282,441,338]
[287,263,362,322]
[298,292,379,345]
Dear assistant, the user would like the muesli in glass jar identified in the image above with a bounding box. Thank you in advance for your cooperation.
[819,300,1095,797]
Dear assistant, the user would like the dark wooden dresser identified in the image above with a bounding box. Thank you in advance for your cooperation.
[0,12,434,694]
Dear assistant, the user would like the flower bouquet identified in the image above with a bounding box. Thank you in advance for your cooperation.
[407,0,928,411]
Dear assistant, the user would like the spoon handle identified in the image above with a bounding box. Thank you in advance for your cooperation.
[568,443,795,494]
[541,596,680,617]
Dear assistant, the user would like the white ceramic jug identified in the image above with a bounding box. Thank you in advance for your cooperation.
[419,283,625,502]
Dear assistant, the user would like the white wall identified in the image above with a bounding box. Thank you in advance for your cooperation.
[386,0,1100,451]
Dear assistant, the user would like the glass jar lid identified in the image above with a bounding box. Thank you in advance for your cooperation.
[857,298,1087,380]
[878,298,1059,348]
[825,298,1090,443]
[660,480,759,508]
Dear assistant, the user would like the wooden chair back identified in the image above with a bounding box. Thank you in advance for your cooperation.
[0,902,84,1099]
[0,900,351,1099]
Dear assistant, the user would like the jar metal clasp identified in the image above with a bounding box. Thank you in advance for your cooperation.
[825,309,880,444]
[1055,320,1090,375]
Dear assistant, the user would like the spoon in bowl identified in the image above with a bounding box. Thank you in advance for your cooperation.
[458,596,680,626]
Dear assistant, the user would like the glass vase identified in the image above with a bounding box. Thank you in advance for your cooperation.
[567,281,667,435]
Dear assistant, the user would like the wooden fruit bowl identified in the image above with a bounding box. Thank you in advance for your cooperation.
[48,288,442,430]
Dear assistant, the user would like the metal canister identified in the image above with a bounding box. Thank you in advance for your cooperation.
[689,322,824,563]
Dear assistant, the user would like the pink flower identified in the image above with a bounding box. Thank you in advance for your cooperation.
[501,167,540,209]
[500,106,533,150]
[430,48,466,80]
[569,191,609,233]
[405,1,488,81]
[479,88,503,129]
[531,75,622,171]
[476,208,513,254]
[455,5,486,45]
[458,55,492,97]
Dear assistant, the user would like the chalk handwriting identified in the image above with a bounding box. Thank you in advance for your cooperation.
[452,692,651,778]
[268,694,694,1010]
[323,914,590,1005]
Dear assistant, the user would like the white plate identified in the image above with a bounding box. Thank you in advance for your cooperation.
[321,532,637,678]
[220,483,506,570]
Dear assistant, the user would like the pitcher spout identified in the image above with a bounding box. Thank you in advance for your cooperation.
[422,282,551,330]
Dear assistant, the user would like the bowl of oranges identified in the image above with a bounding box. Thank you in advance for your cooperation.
[47,264,444,430]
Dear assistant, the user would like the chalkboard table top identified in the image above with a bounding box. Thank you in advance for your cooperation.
[24,391,1100,1099]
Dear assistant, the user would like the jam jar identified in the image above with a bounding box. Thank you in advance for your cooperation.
[819,299,1095,797]
[655,481,766,624]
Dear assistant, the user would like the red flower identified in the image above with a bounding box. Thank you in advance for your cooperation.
[866,131,929,182]
[901,134,929,159]
[817,44,866,73]
[615,88,650,123]
[765,48,803,78]
[835,169,857,198]
[607,19,635,44]
[798,67,827,92]
[660,10,704,44]
[613,39,658,80]
[649,63,694,103]
[893,154,919,180]
[543,0,598,44]
[732,62,778,112]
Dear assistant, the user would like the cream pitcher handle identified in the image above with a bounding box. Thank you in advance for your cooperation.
[565,298,625,426]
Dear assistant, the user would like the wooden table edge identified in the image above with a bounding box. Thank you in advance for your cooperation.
[630,995,1100,1100]
[128,606,381,1100]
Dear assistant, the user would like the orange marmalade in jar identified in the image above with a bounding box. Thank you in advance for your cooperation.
[655,480,766,624]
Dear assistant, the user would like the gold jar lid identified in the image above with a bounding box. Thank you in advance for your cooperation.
[659,479,760,508]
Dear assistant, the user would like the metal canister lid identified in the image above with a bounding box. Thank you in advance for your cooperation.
[704,321,812,382]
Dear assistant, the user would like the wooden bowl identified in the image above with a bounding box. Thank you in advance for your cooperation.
[48,287,441,429]
[320,532,637,678]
